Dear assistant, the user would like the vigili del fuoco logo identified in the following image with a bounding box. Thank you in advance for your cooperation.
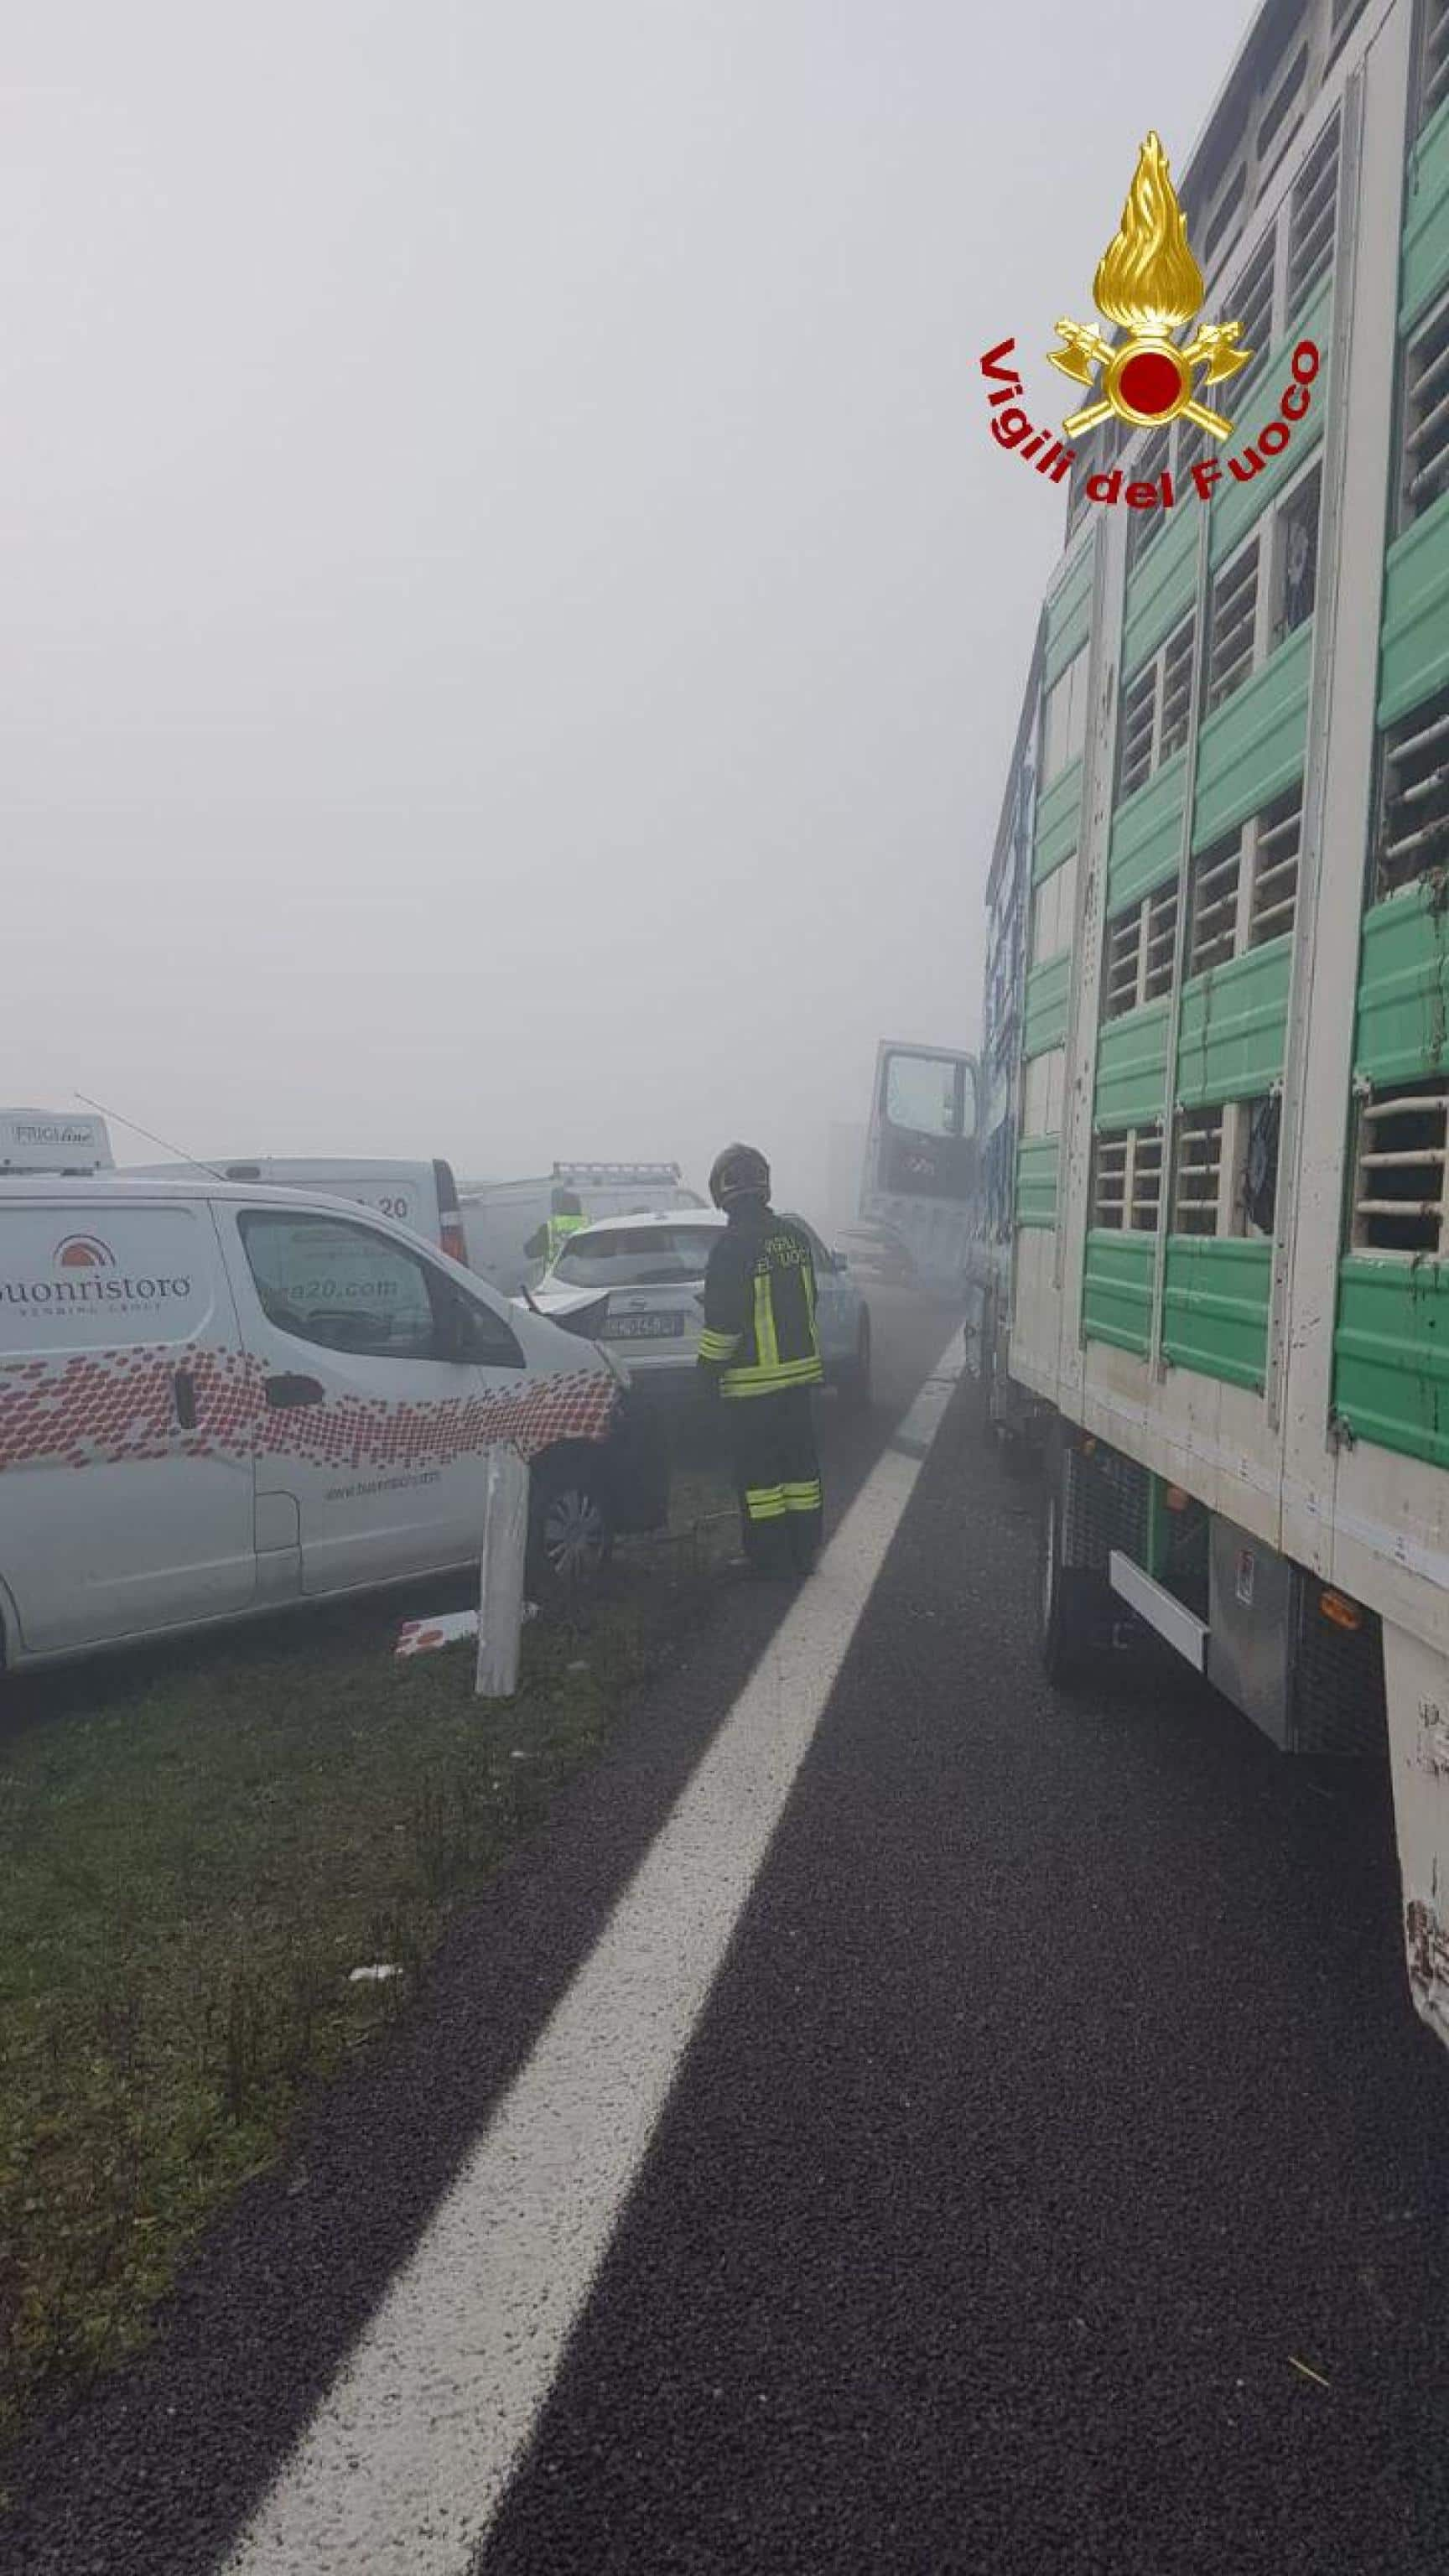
[980,132,1320,512]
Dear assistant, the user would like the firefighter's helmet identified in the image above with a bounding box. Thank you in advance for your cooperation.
[709,1142,771,1208]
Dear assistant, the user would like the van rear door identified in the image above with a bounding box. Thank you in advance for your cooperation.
[0,1193,257,1654]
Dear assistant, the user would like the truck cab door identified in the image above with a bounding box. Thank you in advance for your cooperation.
[861,1042,981,1293]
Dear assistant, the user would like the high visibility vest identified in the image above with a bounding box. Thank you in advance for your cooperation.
[545,1212,585,1263]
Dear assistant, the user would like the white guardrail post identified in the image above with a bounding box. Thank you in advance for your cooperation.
[476,1446,530,1699]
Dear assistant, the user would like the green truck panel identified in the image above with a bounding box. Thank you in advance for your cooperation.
[1094,996,1171,1130]
[1161,1237,1271,1390]
[1043,541,1094,688]
[1192,625,1311,853]
[1379,486,1449,730]
[1401,92,1449,331]
[1015,1135,1059,1229]
[1207,276,1331,569]
[1023,951,1070,1059]
[1355,879,1449,1083]
[1334,1256,1449,1469]
[1122,502,1197,677]
[1083,1229,1154,1356]
[1106,749,1188,917]
[1034,756,1083,884]
[1176,932,1292,1106]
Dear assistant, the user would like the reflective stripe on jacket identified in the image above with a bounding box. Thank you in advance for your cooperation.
[697,1203,823,1400]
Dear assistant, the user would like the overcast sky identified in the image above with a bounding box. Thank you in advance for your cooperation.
[2,0,1249,1215]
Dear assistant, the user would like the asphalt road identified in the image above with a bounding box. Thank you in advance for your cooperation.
[6,1288,1449,2573]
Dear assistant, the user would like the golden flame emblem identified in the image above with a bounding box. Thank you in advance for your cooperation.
[1048,133,1251,442]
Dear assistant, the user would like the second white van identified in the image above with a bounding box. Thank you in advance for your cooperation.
[0,1176,665,1671]
[123,1156,470,1265]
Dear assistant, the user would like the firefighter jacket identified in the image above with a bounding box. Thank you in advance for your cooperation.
[697,1203,824,1399]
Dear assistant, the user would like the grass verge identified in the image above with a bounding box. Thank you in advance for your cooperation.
[0,1480,735,2459]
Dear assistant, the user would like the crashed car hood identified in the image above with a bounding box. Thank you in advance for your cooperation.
[512,1284,613,1334]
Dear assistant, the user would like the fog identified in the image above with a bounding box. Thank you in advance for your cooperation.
[2,1,1246,1219]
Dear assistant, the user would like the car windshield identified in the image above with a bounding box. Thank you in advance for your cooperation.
[553,1224,719,1287]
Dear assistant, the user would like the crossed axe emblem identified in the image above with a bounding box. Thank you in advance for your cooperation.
[1048,317,1252,440]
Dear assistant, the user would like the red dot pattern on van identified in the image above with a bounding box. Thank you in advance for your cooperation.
[0,1349,620,1473]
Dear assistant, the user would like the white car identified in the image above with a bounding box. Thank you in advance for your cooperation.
[525,1210,872,1406]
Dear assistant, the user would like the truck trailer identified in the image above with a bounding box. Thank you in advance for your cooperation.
[971,0,1449,2048]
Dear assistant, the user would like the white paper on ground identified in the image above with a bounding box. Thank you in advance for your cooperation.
[395,1610,480,1659]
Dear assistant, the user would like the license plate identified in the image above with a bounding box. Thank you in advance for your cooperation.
[600,1311,685,1340]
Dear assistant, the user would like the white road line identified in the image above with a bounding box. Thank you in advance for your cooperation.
[225,1336,963,2576]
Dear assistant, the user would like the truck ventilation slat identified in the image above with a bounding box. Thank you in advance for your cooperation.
[1287,118,1338,309]
[1377,687,1449,898]
[1175,1107,1227,1234]
[1388,707,1449,766]
[1407,387,1449,460]
[1208,542,1258,707]
[1426,1,1449,127]
[1404,303,1449,521]
[1360,1148,1449,1168]
[1257,812,1301,854]
[1222,232,1276,413]
[1353,1082,1449,1252]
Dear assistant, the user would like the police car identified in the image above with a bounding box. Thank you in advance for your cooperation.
[523,1210,872,1406]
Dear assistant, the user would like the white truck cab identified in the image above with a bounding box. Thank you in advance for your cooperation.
[0,1176,665,1670]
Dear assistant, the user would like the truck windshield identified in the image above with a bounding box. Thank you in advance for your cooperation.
[553,1226,719,1286]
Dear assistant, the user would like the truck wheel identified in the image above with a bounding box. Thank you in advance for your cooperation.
[839,1314,872,1412]
[527,1452,614,1597]
[1039,1461,1100,1689]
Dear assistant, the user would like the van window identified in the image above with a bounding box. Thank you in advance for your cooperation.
[239,1213,454,1360]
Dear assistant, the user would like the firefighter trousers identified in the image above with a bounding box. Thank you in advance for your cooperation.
[724,1385,823,1575]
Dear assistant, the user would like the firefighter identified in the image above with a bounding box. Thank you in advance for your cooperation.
[524,1188,586,1270]
[697,1142,823,1578]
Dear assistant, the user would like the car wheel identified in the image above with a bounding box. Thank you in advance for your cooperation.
[838,1313,872,1413]
[527,1452,614,1596]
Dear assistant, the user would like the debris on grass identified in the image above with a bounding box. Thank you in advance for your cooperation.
[396,1610,480,1658]
[347,1965,403,1986]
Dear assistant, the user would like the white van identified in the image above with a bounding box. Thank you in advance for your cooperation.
[122,1156,469,1266]
[0,1176,664,1671]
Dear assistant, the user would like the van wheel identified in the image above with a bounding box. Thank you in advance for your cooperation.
[528,1452,614,1596]
[1039,1459,1102,1690]
[838,1315,872,1413]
